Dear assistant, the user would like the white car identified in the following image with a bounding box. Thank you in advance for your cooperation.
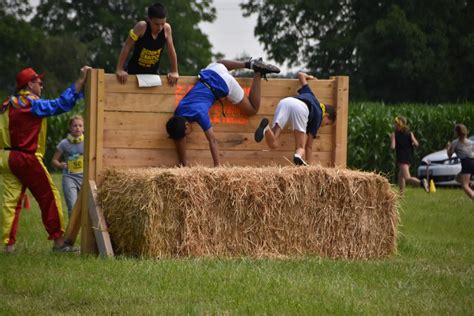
[417,136,474,186]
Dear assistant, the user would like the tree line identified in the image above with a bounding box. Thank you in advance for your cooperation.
[1,0,473,103]
[241,0,474,102]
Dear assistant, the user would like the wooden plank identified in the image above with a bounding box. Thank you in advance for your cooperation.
[102,147,333,168]
[103,91,336,115]
[63,188,82,245]
[88,180,114,257]
[104,73,336,98]
[81,69,99,255]
[102,111,334,134]
[103,129,335,152]
[96,69,105,183]
[332,76,349,167]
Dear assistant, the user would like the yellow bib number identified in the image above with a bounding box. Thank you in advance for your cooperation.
[67,155,83,174]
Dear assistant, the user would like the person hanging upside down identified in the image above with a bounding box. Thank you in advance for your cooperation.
[166,58,280,167]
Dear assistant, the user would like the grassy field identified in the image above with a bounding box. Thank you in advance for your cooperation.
[0,174,473,315]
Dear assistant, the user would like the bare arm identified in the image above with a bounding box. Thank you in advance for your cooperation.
[74,66,92,93]
[165,24,179,86]
[115,21,146,84]
[411,132,419,147]
[51,150,66,170]
[390,132,396,150]
[305,135,315,164]
[204,127,220,167]
[297,72,316,87]
[174,137,188,166]
[447,141,454,159]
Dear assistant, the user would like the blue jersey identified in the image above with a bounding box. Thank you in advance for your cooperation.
[295,84,322,137]
[174,69,229,131]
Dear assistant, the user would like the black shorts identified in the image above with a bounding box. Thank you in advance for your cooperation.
[460,157,474,175]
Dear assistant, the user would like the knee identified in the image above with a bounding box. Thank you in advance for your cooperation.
[247,106,258,116]
[268,143,278,149]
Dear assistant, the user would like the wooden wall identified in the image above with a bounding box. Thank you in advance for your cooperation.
[85,69,348,177]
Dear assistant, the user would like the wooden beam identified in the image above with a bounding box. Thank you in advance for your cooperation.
[95,69,105,184]
[88,180,114,257]
[332,76,349,167]
[63,188,82,245]
[81,69,99,255]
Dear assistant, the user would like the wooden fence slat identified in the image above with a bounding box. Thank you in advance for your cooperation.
[104,74,336,98]
[104,91,336,115]
[103,129,334,152]
[102,111,334,134]
[103,147,333,168]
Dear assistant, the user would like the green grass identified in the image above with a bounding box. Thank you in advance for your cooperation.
[0,174,473,314]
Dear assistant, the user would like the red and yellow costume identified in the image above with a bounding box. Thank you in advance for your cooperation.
[0,85,83,246]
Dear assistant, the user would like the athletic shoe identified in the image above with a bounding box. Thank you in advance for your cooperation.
[421,178,429,193]
[254,118,269,142]
[5,244,15,254]
[52,244,79,253]
[251,58,280,80]
[293,154,308,166]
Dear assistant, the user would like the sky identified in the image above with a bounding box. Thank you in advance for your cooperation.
[199,1,265,60]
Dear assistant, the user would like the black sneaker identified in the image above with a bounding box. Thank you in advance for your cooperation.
[251,58,280,80]
[293,154,308,166]
[421,178,429,193]
[254,118,269,142]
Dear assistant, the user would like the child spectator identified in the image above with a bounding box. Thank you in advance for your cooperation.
[51,115,84,218]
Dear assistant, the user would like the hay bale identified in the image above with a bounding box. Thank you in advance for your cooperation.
[98,166,398,259]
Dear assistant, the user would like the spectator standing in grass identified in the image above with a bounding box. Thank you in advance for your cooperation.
[51,115,85,219]
[0,65,90,254]
[447,124,474,201]
[390,116,429,194]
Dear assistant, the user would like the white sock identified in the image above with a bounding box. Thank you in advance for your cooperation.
[263,125,270,136]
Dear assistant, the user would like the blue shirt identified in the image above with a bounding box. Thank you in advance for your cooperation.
[174,69,229,131]
[295,84,322,137]
[31,84,84,117]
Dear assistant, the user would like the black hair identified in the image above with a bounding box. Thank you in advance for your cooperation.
[148,3,167,19]
[325,104,336,122]
[166,116,187,139]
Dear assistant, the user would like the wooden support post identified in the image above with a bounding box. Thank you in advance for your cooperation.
[81,69,104,254]
[332,76,349,167]
[63,188,82,245]
[88,180,114,257]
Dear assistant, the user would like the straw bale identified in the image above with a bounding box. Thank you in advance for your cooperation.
[98,166,398,259]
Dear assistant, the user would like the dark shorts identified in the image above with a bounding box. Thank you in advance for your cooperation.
[460,157,474,175]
